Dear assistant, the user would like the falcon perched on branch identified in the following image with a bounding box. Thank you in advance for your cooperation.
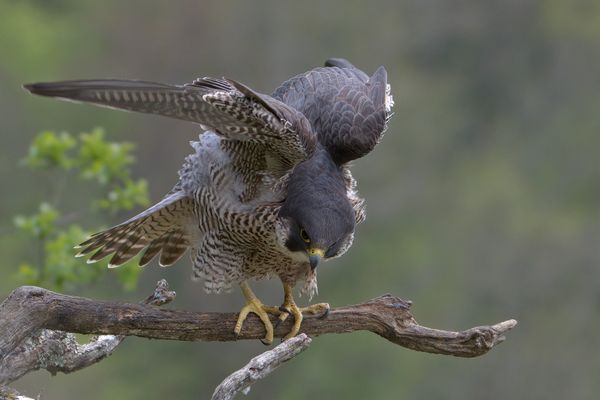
[24,58,394,344]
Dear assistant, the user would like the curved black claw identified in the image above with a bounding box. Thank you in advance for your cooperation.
[317,307,330,320]
[275,305,291,329]
[260,338,271,346]
[279,305,291,314]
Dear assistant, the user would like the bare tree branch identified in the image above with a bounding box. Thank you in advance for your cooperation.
[0,283,517,388]
[211,333,312,400]
[0,385,36,400]
[0,280,175,386]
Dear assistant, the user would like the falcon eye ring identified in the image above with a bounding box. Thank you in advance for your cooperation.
[299,228,311,243]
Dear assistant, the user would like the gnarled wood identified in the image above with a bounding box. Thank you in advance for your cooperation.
[212,333,312,400]
[0,284,516,373]
[0,280,176,385]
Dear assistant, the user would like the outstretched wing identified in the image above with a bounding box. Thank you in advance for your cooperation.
[25,75,320,269]
[75,192,194,267]
[272,58,394,165]
[24,77,316,167]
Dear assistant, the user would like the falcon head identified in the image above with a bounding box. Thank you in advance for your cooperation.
[277,149,356,269]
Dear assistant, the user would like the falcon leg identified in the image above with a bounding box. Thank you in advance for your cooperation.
[234,281,279,345]
[277,283,330,341]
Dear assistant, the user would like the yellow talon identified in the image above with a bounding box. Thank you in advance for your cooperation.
[234,281,278,344]
[234,281,330,344]
[278,283,330,340]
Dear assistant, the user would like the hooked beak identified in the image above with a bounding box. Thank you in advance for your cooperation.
[307,248,324,270]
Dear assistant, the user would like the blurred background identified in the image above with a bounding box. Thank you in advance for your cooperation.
[2,0,600,399]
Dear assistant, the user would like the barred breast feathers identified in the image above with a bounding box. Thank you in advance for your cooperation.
[179,131,283,209]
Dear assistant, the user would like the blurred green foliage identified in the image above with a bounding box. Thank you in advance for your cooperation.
[3,1,600,399]
[14,128,149,291]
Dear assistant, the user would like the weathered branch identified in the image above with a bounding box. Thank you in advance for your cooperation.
[0,280,175,385]
[212,333,312,400]
[0,385,35,400]
[0,284,516,367]
[0,283,517,399]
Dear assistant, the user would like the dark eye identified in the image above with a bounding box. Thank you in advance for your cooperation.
[299,228,311,243]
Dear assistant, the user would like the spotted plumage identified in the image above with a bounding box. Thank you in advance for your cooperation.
[24,58,393,342]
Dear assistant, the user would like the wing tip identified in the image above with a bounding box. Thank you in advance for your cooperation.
[369,66,392,112]
[23,82,46,95]
[73,242,87,250]
[22,81,75,98]
[370,66,388,85]
[324,58,356,69]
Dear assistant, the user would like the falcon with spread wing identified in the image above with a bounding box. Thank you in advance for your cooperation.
[24,58,394,344]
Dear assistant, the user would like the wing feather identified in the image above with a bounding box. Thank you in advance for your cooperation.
[272,59,393,164]
[76,192,194,267]
[24,77,317,166]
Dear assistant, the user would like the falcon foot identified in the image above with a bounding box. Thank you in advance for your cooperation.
[234,281,279,345]
[276,283,330,341]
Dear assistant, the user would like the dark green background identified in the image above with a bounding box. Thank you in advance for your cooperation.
[2,0,599,399]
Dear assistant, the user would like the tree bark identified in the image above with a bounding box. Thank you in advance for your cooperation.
[211,333,312,400]
[0,280,176,386]
[0,284,516,376]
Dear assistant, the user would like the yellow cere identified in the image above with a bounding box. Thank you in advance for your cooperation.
[307,248,325,257]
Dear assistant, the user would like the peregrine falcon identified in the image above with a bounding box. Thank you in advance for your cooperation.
[24,58,394,344]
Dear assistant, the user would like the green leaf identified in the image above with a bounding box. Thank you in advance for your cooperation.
[96,179,150,213]
[116,263,142,291]
[77,127,135,184]
[14,202,60,239]
[15,127,147,292]
[16,263,40,286]
[23,130,76,170]
[44,224,105,291]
